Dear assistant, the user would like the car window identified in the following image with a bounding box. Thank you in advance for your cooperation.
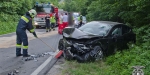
[78,21,112,36]
[112,28,122,36]
[122,25,131,35]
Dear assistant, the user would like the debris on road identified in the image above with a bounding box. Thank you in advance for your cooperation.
[22,51,55,61]
[40,50,63,75]
[8,69,19,75]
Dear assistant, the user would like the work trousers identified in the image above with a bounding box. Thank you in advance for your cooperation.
[51,23,55,29]
[46,22,50,31]
[63,22,68,27]
[16,29,28,56]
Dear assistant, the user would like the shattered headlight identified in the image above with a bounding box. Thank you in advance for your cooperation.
[66,40,71,44]
[65,40,73,47]
[81,45,89,50]
[66,40,72,45]
[75,43,89,50]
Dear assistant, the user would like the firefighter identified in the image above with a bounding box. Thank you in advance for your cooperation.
[16,9,38,57]
[45,14,51,32]
[50,14,56,30]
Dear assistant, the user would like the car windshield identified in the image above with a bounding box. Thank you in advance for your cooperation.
[35,4,51,13]
[78,21,112,36]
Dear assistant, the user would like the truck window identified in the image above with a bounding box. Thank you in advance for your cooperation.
[35,4,52,13]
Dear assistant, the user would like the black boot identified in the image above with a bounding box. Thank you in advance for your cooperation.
[16,48,22,57]
[23,49,30,57]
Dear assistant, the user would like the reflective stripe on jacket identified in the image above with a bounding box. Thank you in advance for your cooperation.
[17,14,35,33]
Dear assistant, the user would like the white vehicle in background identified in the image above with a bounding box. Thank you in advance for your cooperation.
[74,17,79,25]
[82,16,87,24]
[74,16,86,24]
[73,12,87,28]
[73,15,87,28]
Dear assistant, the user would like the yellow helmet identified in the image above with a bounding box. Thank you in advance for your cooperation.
[28,9,37,18]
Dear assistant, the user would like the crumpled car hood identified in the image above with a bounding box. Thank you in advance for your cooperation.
[62,27,100,39]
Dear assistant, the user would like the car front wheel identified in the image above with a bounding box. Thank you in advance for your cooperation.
[58,39,64,50]
[94,46,104,61]
[63,49,73,60]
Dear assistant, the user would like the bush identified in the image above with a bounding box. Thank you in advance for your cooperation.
[0,21,17,35]
[105,43,150,75]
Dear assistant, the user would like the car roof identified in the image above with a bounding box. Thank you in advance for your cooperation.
[92,21,123,26]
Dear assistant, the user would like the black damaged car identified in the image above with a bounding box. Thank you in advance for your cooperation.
[58,21,136,63]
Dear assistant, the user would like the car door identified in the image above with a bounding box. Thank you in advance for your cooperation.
[106,25,122,55]
[121,25,136,45]
[111,25,124,50]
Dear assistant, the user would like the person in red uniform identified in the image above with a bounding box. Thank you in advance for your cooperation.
[58,13,64,34]
[62,13,68,28]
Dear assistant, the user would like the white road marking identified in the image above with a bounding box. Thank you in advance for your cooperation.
[30,49,59,75]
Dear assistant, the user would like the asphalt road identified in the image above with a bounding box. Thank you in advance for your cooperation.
[0,28,62,75]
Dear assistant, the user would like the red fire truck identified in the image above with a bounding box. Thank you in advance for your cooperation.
[33,2,59,28]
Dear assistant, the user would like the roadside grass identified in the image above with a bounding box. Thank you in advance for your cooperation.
[0,22,17,35]
[62,60,110,75]
[61,43,150,75]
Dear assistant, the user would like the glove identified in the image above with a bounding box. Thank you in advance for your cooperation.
[33,32,38,38]
[34,35,38,38]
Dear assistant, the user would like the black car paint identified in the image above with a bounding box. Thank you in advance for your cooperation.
[58,21,136,62]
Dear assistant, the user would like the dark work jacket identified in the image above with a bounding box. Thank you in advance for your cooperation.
[16,12,36,36]
[45,16,50,23]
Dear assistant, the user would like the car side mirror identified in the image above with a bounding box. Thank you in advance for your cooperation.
[112,34,119,42]
[112,34,119,38]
